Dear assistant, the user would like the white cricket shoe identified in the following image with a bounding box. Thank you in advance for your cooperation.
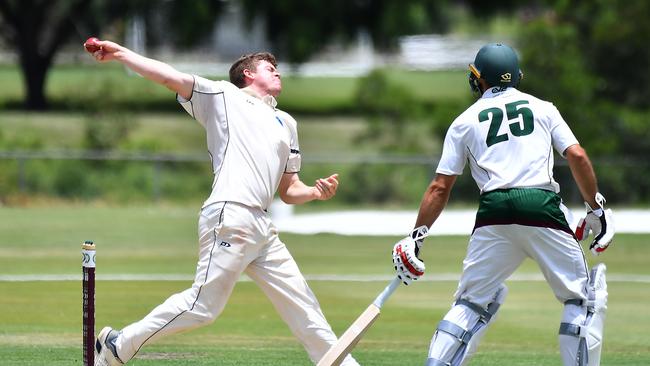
[95,326,124,366]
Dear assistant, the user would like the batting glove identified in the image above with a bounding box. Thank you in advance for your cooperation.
[575,193,615,255]
[392,225,428,285]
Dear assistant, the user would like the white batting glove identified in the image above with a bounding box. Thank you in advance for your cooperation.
[575,193,615,255]
[392,225,428,285]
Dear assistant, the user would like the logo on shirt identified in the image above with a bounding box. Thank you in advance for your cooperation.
[219,241,231,248]
[275,116,284,126]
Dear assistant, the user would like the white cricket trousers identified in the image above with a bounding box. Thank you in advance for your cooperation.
[427,224,591,365]
[456,224,589,307]
[114,201,359,365]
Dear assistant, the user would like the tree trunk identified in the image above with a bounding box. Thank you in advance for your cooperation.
[20,56,49,110]
[0,0,93,111]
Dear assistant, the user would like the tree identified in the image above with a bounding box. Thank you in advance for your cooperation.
[552,0,650,108]
[517,0,650,156]
[0,0,94,110]
[0,0,224,110]
[241,0,449,64]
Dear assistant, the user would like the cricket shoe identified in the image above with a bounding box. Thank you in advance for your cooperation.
[95,326,124,366]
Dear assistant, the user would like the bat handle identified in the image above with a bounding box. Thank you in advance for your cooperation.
[372,277,402,308]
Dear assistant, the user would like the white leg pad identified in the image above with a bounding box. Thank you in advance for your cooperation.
[426,284,508,366]
[559,263,607,366]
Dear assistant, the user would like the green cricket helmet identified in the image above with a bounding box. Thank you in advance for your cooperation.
[468,43,523,94]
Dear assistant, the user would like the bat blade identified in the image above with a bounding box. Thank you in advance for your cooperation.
[317,277,401,366]
[316,303,381,366]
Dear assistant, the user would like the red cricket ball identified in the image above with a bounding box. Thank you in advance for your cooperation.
[84,37,101,53]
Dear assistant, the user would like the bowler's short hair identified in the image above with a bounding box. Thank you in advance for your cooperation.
[229,52,278,88]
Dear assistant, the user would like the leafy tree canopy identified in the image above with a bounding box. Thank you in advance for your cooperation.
[516,0,650,157]
[240,0,449,64]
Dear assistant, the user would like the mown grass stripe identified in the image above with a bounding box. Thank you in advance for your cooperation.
[1,273,649,283]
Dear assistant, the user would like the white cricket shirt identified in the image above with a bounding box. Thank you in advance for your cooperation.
[436,87,578,193]
[178,76,301,210]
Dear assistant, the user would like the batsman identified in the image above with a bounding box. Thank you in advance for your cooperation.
[391,43,614,366]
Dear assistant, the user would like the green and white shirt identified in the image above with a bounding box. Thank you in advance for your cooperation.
[436,87,578,194]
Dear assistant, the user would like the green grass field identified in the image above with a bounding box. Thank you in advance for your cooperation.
[1,205,649,365]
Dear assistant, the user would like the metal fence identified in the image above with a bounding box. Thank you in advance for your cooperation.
[1,150,649,205]
[0,150,437,203]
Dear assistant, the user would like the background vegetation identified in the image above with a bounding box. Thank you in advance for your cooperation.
[1,0,649,206]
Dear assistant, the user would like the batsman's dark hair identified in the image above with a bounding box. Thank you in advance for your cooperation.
[229,52,277,88]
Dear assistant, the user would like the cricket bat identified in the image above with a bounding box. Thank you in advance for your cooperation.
[317,277,402,366]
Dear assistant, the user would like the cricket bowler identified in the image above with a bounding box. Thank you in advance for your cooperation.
[87,39,360,366]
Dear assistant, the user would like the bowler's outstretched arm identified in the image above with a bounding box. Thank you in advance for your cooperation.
[90,40,194,100]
